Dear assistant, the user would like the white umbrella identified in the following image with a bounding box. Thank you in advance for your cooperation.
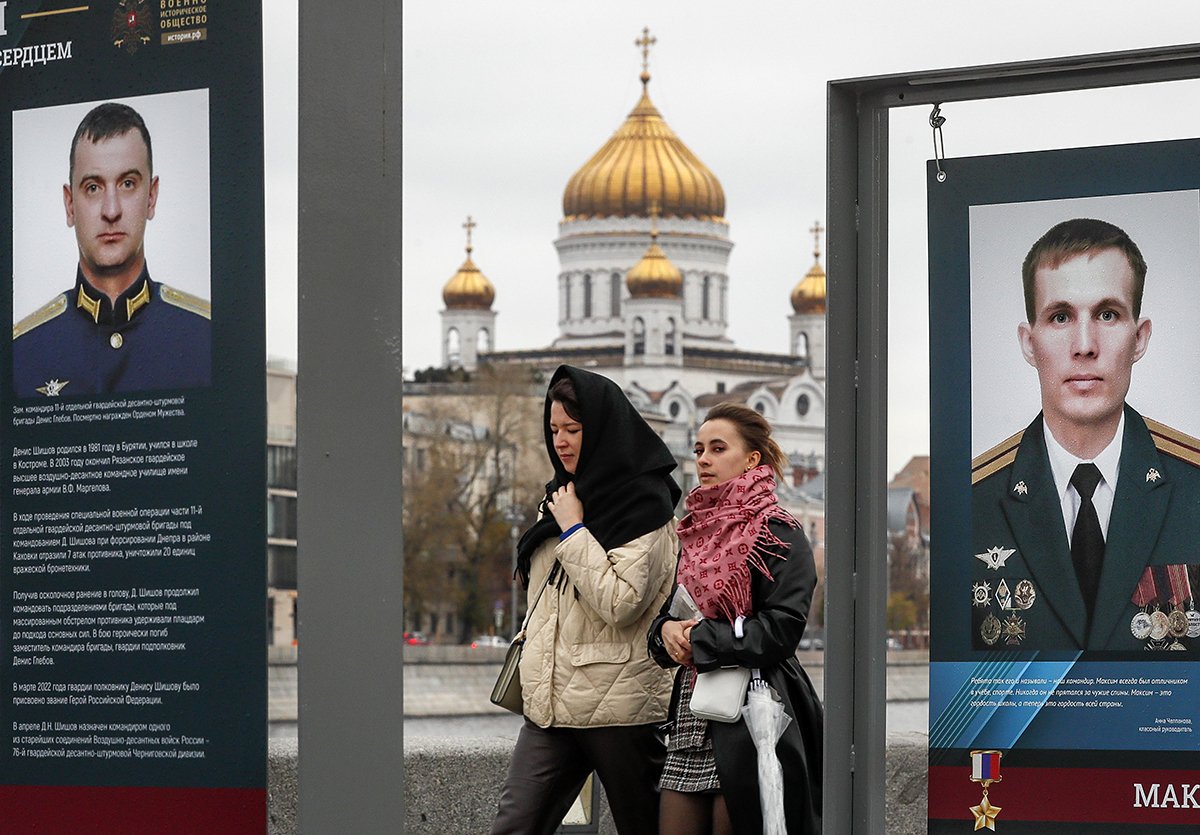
[740,677,791,835]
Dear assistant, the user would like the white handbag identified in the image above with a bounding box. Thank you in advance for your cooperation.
[689,666,752,722]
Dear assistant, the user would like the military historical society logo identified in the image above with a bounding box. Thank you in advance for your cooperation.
[113,0,153,54]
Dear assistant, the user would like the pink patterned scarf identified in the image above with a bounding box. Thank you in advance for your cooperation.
[675,465,799,624]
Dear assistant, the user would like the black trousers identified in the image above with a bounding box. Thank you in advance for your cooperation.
[490,719,665,835]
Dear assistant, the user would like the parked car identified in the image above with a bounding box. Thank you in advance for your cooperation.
[403,631,430,646]
[798,636,825,652]
[886,637,904,651]
[470,635,509,649]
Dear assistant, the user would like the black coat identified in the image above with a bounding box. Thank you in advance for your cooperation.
[649,520,823,835]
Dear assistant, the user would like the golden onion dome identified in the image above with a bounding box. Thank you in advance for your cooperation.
[791,221,827,314]
[442,216,495,310]
[562,57,724,221]
[626,222,683,299]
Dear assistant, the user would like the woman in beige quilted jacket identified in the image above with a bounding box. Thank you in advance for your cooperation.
[490,365,681,835]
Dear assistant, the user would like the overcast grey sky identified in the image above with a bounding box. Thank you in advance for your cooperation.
[390,1,1200,474]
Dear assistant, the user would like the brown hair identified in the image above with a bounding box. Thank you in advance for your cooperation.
[702,402,787,480]
[548,376,581,421]
[1022,218,1147,322]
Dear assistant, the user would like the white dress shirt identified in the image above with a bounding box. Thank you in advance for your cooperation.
[1044,412,1124,545]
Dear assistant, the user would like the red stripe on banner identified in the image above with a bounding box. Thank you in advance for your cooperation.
[0,786,266,834]
[930,767,1200,825]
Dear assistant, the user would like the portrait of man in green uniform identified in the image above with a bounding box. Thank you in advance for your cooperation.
[971,216,1200,652]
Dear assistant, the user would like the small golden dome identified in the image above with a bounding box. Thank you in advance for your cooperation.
[791,220,827,314]
[627,222,683,299]
[562,42,724,221]
[442,216,495,310]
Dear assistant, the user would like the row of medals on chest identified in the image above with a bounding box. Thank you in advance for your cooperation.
[1129,565,1199,650]
[973,567,1200,649]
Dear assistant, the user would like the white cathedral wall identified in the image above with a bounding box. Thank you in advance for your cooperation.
[554,217,733,343]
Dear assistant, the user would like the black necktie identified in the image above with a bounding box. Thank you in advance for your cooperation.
[1070,463,1105,623]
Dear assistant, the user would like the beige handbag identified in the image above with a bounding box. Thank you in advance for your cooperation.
[489,567,553,715]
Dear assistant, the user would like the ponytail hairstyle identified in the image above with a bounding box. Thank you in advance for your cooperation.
[702,402,788,481]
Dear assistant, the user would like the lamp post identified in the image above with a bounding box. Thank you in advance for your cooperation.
[503,505,523,638]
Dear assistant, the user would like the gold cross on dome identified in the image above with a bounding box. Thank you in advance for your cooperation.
[635,27,656,79]
[810,220,825,261]
[462,215,476,253]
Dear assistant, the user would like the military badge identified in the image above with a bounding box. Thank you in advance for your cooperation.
[972,582,991,607]
[36,379,69,397]
[980,613,1002,646]
[995,579,1012,611]
[1012,580,1036,610]
[975,546,1015,571]
[1002,613,1025,645]
[1013,481,1028,496]
[1146,468,1161,483]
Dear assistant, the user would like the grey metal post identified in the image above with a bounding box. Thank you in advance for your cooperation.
[826,41,1200,835]
[825,81,888,835]
[297,2,403,832]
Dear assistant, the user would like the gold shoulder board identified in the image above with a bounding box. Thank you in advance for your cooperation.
[1144,417,1200,468]
[159,285,212,320]
[12,293,68,340]
[971,429,1024,486]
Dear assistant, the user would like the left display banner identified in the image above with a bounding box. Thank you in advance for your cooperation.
[0,3,265,831]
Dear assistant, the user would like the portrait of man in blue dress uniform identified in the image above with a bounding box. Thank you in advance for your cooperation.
[971,218,1200,652]
[12,101,211,397]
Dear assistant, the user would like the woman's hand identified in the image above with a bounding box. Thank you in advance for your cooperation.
[661,618,699,666]
[546,482,584,530]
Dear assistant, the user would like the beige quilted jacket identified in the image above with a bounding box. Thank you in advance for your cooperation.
[519,521,677,729]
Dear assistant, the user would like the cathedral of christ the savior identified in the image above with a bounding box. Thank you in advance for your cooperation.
[436,28,828,493]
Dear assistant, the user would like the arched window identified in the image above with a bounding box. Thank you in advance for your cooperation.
[446,327,461,365]
[669,401,681,419]
[477,328,490,355]
[583,274,593,319]
[753,401,765,415]
[633,317,645,356]
[796,393,811,417]
[702,275,711,320]
[795,332,809,360]
[665,318,676,356]
[611,272,622,317]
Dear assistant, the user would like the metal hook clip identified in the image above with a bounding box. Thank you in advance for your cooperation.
[930,104,947,183]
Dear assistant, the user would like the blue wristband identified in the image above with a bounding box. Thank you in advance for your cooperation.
[559,523,585,541]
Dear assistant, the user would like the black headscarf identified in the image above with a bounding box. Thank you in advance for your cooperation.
[515,365,682,587]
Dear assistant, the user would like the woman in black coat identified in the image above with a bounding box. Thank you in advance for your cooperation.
[649,402,822,835]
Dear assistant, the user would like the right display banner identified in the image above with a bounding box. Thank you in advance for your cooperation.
[927,140,1200,832]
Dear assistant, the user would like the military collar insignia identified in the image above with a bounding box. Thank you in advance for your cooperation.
[975,546,1015,571]
[77,284,101,323]
[126,280,151,320]
[75,274,152,326]
[36,378,69,397]
[1146,468,1161,483]
[1013,481,1028,496]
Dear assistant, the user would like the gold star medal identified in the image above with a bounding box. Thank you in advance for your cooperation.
[968,749,1003,830]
